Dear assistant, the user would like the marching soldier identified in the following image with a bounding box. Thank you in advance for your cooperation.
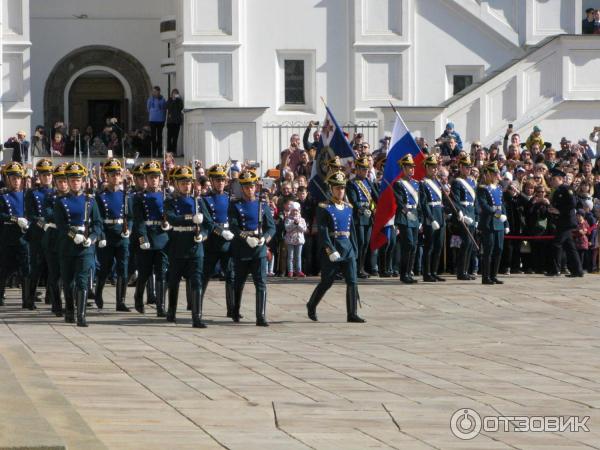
[201,164,236,317]
[393,154,421,284]
[0,162,33,309]
[306,170,364,323]
[420,155,446,282]
[132,160,170,316]
[547,168,584,278]
[54,162,102,326]
[43,163,69,316]
[164,166,212,327]
[451,154,478,280]
[26,158,54,304]
[228,169,275,326]
[94,158,133,311]
[477,161,508,285]
[347,156,379,278]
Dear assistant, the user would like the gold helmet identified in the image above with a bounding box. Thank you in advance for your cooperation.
[239,169,259,185]
[172,165,194,180]
[103,158,123,173]
[142,160,162,175]
[3,161,24,177]
[64,161,88,178]
[326,170,347,187]
[35,158,54,174]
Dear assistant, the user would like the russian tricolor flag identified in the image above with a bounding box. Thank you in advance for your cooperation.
[370,113,425,250]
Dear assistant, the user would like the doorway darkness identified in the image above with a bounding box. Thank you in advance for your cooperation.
[88,100,122,134]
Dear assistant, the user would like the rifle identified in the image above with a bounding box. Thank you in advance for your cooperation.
[122,161,129,235]
[83,175,92,240]
[161,167,169,230]
[193,181,201,242]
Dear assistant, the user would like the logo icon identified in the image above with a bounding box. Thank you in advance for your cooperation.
[450,408,482,440]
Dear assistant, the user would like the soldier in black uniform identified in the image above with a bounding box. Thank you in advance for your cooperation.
[306,170,364,323]
[228,170,276,326]
[547,168,584,277]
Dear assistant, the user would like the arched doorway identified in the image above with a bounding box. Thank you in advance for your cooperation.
[44,46,152,132]
[67,69,127,133]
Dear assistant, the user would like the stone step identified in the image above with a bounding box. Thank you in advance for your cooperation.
[0,346,107,450]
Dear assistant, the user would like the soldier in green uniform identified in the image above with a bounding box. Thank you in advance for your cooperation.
[95,158,133,311]
[306,170,364,323]
[132,160,170,316]
[393,154,421,284]
[476,161,508,285]
[43,163,69,316]
[0,162,32,309]
[228,169,276,326]
[347,156,379,278]
[26,158,54,304]
[54,162,102,326]
[164,166,213,327]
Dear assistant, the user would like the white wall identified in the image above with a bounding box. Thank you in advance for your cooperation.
[29,0,169,128]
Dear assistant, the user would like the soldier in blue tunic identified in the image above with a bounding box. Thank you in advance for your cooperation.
[347,156,379,278]
[26,158,54,304]
[201,164,236,317]
[306,170,365,323]
[0,162,33,308]
[228,169,276,326]
[393,154,421,284]
[451,154,478,280]
[476,161,508,285]
[164,165,213,327]
[420,154,447,282]
[43,163,69,316]
[132,160,170,316]
[54,162,102,326]
[95,158,133,311]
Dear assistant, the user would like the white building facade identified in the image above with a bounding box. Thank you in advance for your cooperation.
[2,0,599,170]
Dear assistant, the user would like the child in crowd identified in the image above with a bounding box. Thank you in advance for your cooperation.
[575,210,590,267]
[284,202,307,277]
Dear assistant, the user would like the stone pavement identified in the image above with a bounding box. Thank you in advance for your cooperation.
[0,275,600,449]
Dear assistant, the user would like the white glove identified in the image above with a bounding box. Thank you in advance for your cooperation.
[328,251,341,262]
[140,242,151,250]
[457,211,464,222]
[161,221,171,231]
[505,227,510,234]
[431,220,441,231]
[257,237,266,246]
[121,230,130,239]
[221,230,234,241]
[193,234,203,243]
[192,213,203,224]
[98,239,107,248]
[17,217,29,230]
[407,211,418,222]
[463,216,474,226]
[499,214,507,223]
[43,223,51,232]
[82,238,92,248]
[73,233,85,245]
[246,236,259,248]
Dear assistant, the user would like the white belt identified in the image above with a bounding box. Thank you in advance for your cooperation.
[70,226,85,232]
[460,201,474,206]
[46,223,57,229]
[145,220,162,225]
[428,201,442,206]
[172,226,196,232]
[493,205,502,210]
[330,231,350,237]
[216,222,229,228]
[406,205,417,210]
[104,219,123,224]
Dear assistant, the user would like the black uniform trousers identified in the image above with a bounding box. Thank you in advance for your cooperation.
[97,244,129,282]
[551,229,583,275]
[456,225,475,276]
[481,230,504,278]
[423,224,445,276]
[169,257,202,292]
[234,257,267,295]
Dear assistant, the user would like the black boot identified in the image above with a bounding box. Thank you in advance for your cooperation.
[256,289,268,327]
[76,288,88,327]
[133,278,145,314]
[156,278,166,318]
[491,255,503,284]
[224,281,234,318]
[115,276,131,312]
[87,269,96,300]
[65,288,75,323]
[22,277,36,310]
[51,284,63,317]
[191,287,206,328]
[166,285,178,323]
[481,256,494,284]
[0,277,5,306]
[94,278,105,310]
[232,287,242,323]
[186,279,192,311]
[306,284,327,321]
[346,285,365,323]
[146,275,156,305]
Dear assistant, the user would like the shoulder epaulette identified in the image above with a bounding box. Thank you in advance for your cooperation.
[318,202,329,209]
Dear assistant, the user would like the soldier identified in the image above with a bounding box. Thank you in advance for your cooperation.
[54,162,102,326]
[201,164,236,317]
[0,162,33,309]
[420,154,446,282]
[94,158,133,311]
[228,169,275,326]
[164,166,212,327]
[25,158,54,304]
[347,156,379,278]
[392,154,421,284]
[306,170,364,323]
[43,163,69,316]
[476,161,508,285]
[547,168,584,278]
[451,154,478,280]
[132,160,170,316]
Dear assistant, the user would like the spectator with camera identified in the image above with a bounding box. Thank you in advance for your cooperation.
[4,130,30,163]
